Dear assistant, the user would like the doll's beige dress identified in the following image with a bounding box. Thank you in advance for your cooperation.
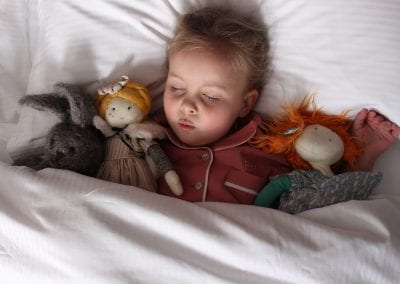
[96,132,157,192]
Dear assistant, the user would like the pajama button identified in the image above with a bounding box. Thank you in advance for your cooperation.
[195,182,203,190]
[201,153,209,161]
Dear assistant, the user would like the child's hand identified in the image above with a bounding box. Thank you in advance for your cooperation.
[352,109,400,171]
[124,121,166,140]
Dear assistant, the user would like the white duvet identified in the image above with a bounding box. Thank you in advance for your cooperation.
[1,1,400,283]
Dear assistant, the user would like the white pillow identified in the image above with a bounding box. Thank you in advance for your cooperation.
[256,0,400,125]
[0,1,33,162]
[0,1,31,123]
[5,0,400,161]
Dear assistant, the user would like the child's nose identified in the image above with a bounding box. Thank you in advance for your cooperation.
[180,98,197,115]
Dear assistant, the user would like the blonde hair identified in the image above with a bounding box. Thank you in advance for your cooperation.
[95,82,152,119]
[167,6,270,93]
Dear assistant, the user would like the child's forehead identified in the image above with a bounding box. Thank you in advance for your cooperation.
[169,50,244,82]
[170,42,229,59]
[170,47,246,73]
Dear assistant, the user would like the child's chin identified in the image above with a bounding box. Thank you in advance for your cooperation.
[178,134,204,147]
[179,136,197,146]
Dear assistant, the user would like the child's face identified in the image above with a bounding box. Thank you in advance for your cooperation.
[164,49,258,146]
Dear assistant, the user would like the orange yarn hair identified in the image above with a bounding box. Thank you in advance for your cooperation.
[251,96,363,170]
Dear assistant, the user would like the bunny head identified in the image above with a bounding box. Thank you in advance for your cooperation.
[13,83,105,176]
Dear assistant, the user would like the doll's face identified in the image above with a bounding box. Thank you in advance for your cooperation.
[295,124,344,166]
[105,97,144,128]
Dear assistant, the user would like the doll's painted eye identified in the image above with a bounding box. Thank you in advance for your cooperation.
[112,107,116,111]
[128,106,131,110]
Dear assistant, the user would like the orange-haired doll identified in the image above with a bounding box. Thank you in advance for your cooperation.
[251,96,382,214]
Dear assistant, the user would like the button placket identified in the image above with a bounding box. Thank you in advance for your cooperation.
[199,148,213,200]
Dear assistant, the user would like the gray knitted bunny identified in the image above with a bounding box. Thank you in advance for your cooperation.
[13,83,105,176]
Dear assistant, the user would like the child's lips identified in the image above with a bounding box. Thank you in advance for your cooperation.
[178,119,195,131]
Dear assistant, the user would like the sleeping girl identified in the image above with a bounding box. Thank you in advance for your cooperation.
[153,6,400,204]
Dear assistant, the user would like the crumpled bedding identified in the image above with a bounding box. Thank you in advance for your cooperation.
[1,161,399,283]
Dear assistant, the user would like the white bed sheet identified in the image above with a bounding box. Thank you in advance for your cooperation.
[1,0,400,283]
[1,160,400,283]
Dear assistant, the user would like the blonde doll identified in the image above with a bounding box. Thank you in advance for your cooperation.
[93,76,183,195]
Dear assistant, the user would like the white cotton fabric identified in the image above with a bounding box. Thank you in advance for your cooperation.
[258,0,400,122]
[1,0,400,283]
[1,160,399,284]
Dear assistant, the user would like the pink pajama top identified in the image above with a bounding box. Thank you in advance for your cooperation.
[156,112,291,204]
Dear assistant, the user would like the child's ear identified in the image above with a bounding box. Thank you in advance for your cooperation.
[239,89,259,117]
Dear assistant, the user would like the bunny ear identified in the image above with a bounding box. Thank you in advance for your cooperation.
[54,83,96,128]
[19,94,69,122]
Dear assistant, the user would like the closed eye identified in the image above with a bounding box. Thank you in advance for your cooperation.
[202,94,219,104]
[170,86,185,96]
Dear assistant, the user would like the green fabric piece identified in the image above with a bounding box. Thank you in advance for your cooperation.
[254,175,291,207]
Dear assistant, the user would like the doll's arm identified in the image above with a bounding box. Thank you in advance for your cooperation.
[124,120,166,140]
[253,175,291,207]
[93,115,116,137]
[139,139,183,196]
